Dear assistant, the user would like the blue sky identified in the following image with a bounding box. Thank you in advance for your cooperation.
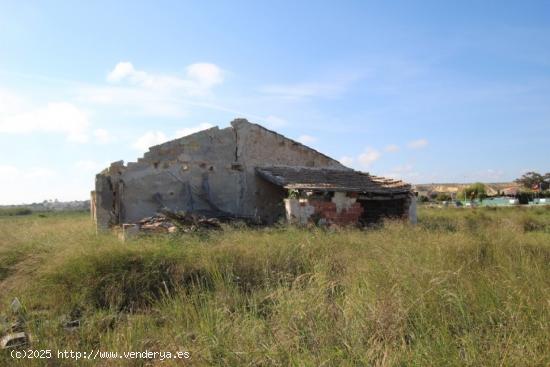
[1,1,549,204]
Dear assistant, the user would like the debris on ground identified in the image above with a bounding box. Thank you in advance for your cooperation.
[62,319,81,332]
[137,215,179,233]
[119,209,224,240]
[61,308,82,332]
[0,298,31,350]
[160,208,222,231]
[0,332,30,349]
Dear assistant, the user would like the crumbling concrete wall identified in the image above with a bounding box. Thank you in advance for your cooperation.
[94,172,115,229]
[93,119,347,230]
[117,126,239,224]
[283,192,416,227]
[284,199,316,225]
[231,119,346,223]
[284,192,364,226]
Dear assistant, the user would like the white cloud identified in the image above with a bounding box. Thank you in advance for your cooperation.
[297,135,317,145]
[384,144,399,153]
[0,88,25,114]
[339,147,382,170]
[0,165,20,177]
[340,156,354,167]
[0,100,90,143]
[408,139,428,149]
[186,63,224,88]
[93,128,115,144]
[175,123,214,138]
[79,61,225,118]
[106,61,224,94]
[107,61,136,83]
[133,131,168,152]
[80,86,188,117]
[358,148,381,167]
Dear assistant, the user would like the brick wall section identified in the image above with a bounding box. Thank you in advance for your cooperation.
[309,200,364,225]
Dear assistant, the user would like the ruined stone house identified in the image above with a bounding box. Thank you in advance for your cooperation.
[91,119,416,230]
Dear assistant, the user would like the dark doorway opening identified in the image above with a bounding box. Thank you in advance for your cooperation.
[358,198,407,225]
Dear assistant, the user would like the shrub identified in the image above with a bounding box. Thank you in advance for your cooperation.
[517,191,534,205]
[46,248,195,311]
[520,216,548,232]
[418,195,430,203]
[459,183,487,201]
[419,216,458,232]
[0,207,32,216]
[435,193,452,202]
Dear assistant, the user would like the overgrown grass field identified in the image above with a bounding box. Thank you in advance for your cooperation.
[0,207,549,366]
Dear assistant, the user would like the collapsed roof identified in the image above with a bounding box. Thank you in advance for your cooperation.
[256,166,411,194]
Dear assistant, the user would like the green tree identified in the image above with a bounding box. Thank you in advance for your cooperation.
[418,195,430,203]
[544,173,550,189]
[461,183,487,202]
[435,193,452,202]
[515,171,550,190]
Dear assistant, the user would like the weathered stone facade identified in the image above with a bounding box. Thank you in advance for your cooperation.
[92,119,346,229]
[92,118,416,230]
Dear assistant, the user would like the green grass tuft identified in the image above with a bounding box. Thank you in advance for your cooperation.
[0,208,549,366]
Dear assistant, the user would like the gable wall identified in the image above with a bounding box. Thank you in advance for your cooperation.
[231,119,347,222]
[93,119,348,228]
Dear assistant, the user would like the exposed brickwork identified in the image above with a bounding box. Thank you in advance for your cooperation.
[309,200,363,226]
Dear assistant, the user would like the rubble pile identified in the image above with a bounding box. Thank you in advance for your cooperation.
[137,215,178,233]
[137,209,222,234]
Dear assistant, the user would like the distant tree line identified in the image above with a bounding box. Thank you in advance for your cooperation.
[513,172,550,203]
[457,182,487,202]
[0,207,33,216]
[515,171,550,191]
[419,172,550,204]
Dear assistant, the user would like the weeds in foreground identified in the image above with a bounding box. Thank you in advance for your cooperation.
[0,208,549,366]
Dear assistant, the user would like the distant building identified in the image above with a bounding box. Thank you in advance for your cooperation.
[502,187,520,196]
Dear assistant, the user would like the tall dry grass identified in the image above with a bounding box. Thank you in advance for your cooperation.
[0,207,549,366]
